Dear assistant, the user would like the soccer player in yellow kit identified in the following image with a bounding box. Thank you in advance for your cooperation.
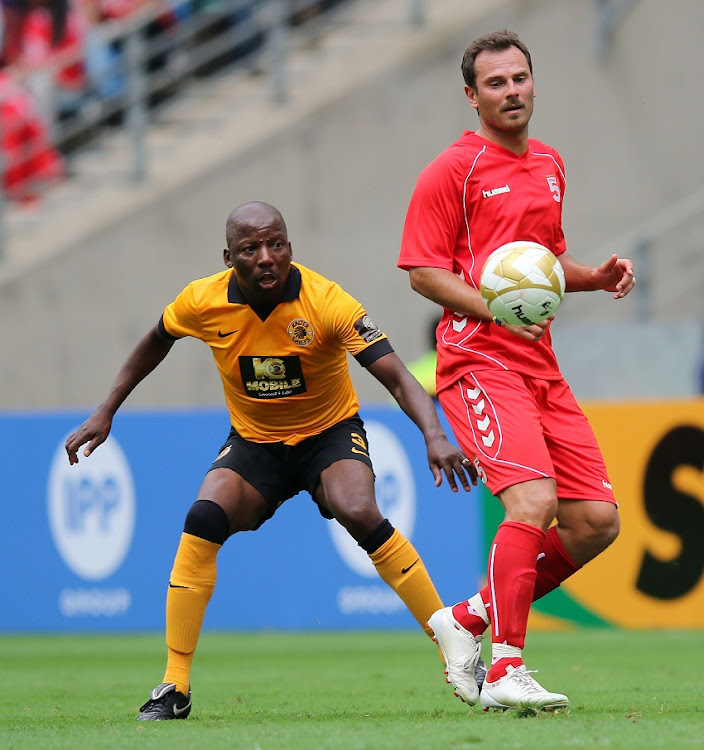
[65,201,479,721]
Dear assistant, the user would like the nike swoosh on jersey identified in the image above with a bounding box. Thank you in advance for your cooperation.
[401,559,420,574]
[217,329,240,338]
[168,583,194,589]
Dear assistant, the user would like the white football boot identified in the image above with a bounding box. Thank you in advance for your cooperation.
[480,664,569,712]
[428,607,484,705]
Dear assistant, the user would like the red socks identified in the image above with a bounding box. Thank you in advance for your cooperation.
[453,525,581,633]
[487,521,544,648]
[532,525,580,599]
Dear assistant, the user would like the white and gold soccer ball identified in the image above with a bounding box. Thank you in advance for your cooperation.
[480,241,565,326]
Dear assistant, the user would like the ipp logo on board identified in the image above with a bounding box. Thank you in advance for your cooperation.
[48,435,136,580]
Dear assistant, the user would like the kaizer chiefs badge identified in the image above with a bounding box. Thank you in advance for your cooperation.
[287,318,314,346]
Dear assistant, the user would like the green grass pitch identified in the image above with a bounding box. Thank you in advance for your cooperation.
[1,629,702,749]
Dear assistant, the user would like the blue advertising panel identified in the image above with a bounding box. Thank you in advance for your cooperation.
[0,407,483,632]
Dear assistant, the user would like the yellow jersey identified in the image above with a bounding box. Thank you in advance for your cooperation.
[160,262,392,445]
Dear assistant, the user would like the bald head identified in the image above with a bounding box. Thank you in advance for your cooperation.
[223,201,293,306]
[225,201,288,251]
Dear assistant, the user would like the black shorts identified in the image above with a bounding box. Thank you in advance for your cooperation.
[209,414,374,528]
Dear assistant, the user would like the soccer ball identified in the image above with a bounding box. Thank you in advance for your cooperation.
[480,241,565,326]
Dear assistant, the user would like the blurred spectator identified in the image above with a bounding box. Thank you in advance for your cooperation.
[90,0,182,109]
[187,0,261,78]
[288,0,348,26]
[1,0,88,122]
[0,66,64,202]
[1,0,27,64]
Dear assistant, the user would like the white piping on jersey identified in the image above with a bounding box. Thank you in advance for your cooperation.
[458,375,550,479]
[435,147,513,370]
[439,144,563,372]
[531,150,566,182]
[433,145,513,370]
[438,319,510,371]
[463,146,485,291]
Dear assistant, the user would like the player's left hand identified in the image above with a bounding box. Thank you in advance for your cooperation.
[426,436,478,493]
[596,254,636,299]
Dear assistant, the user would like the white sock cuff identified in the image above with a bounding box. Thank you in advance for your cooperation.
[468,593,489,625]
[491,643,522,662]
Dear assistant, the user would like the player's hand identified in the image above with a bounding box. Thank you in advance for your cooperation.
[500,316,552,341]
[65,409,113,465]
[426,436,478,493]
[595,254,635,299]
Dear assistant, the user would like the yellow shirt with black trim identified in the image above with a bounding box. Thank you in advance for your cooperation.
[159,263,393,445]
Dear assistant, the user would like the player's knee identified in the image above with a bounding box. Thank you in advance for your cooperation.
[585,504,620,552]
[600,507,620,547]
[183,499,231,545]
[508,496,558,529]
[501,479,558,528]
[330,495,383,535]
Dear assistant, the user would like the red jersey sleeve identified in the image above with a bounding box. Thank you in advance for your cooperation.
[398,146,468,271]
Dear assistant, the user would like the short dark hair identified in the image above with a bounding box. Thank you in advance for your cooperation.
[461,30,532,89]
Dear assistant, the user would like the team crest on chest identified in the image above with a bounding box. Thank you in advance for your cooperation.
[287,318,315,346]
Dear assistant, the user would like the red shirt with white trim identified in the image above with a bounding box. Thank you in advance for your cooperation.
[398,131,567,393]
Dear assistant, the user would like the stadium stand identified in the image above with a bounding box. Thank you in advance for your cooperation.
[0,0,703,409]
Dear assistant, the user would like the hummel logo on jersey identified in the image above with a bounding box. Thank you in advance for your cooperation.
[218,329,240,338]
[482,184,510,198]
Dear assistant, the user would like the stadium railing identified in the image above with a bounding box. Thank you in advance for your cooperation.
[0,0,429,261]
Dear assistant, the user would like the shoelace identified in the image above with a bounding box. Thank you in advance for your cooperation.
[460,639,483,670]
[510,668,544,694]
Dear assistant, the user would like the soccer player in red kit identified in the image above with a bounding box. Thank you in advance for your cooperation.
[398,30,636,711]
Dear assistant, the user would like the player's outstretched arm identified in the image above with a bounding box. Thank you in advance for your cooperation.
[560,252,636,299]
[65,325,175,464]
[366,351,478,493]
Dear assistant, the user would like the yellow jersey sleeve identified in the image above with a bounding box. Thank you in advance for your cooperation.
[161,281,201,339]
[321,279,392,364]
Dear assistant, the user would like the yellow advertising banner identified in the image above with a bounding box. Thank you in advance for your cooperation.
[556,398,704,629]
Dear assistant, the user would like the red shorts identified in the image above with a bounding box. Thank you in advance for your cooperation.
[438,370,616,503]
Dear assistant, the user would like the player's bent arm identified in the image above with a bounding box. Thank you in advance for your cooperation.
[65,325,175,464]
[408,266,492,320]
[366,351,446,440]
[366,352,477,491]
[407,266,549,342]
[99,324,175,413]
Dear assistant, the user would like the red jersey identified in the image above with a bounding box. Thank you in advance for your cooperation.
[398,131,567,394]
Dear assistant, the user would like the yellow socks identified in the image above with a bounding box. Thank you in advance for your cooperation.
[369,529,443,638]
[163,533,219,694]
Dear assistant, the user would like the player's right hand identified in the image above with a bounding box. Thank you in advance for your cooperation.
[65,410,113,465]
[501,315,552,341]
